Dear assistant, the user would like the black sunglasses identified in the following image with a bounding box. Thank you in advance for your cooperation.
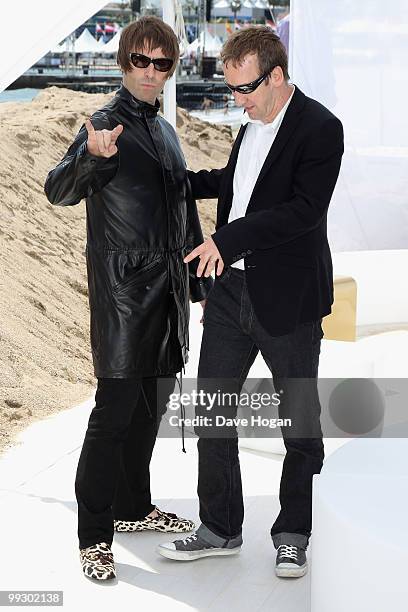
[129,52,174,73]
[224,71,272,94]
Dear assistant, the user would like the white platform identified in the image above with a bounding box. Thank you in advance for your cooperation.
[311,438,408,612]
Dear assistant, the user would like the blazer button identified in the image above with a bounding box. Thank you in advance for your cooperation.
[247,250,252,254]
[145,285,151,290]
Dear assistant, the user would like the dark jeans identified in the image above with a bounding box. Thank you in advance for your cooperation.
[196,267,324,551]
[75,376,173,549]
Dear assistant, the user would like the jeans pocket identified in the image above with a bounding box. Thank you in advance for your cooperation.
[217,267,232,284]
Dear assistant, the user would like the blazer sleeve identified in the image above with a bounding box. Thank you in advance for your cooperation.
[186,124,246,200]
[185,176,214,302]
[44,111,120,206]
[187,167,226,200]
[211,117,344,267]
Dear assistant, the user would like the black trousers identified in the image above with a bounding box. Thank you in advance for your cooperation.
[75,376,174,549]
[197,267,324,551]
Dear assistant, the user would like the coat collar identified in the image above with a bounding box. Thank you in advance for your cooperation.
[117,83,160,117]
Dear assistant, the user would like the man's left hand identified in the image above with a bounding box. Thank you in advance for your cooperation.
[184,237,224,277]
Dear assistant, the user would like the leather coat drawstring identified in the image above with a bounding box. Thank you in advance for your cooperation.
[141,384,153,418]
[175,366,186,453]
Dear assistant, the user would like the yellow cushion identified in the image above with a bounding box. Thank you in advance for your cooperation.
[322,276,357,342]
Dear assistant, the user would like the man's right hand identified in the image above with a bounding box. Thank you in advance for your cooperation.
[85,119,124,158]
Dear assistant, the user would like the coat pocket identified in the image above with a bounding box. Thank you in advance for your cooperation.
[113,257,165,295]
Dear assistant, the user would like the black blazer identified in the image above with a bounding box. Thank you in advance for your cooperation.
[188,86,344,337]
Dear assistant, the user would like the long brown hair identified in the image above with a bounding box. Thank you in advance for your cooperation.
[117,16,179,78]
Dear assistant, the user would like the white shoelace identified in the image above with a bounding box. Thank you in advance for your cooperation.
[182,533,198,546]
[278,544,298,561]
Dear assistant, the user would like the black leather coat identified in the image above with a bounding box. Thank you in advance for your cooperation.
[45,84,212,378]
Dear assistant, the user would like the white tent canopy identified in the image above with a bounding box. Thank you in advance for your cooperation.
[50,29,104,55]
[74,28,104,53]
[186,29,223,56]
[100,29,122,54]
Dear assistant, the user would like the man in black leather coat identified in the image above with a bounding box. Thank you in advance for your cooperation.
[44,17,212,581]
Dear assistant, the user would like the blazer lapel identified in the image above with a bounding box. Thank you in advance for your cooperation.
[228,122,247,173]
[250,86,307,195]
[216,123,247,228]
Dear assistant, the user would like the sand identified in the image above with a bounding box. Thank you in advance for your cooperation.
[0,86,233,454]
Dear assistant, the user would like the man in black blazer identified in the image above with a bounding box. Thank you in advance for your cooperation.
[158,26,344,577]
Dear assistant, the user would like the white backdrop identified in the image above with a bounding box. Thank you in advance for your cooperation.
[290,0,408,251]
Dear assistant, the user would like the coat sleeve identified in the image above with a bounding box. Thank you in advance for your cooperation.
[185,176,214,302]
[44,111,120,206]
[211,117,344,267]
[187,167,226,200]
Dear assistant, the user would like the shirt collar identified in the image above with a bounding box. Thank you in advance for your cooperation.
[241,84,295,129]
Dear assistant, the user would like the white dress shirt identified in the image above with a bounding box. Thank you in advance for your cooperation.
[228,85,295,269]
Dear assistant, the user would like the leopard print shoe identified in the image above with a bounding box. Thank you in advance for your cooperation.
[79,542,116,581]
[114,507,195,533]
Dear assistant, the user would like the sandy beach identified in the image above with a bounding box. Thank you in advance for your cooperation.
[0,86,232,454]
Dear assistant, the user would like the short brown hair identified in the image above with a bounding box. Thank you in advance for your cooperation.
[117,16,179,78]
[221,26,289,81]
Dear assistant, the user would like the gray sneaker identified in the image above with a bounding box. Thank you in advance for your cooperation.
[157,531,242,561]
[275,544,308,578]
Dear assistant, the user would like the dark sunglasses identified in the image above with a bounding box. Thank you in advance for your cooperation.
[224,71,272,94]
[129,52,174,73]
